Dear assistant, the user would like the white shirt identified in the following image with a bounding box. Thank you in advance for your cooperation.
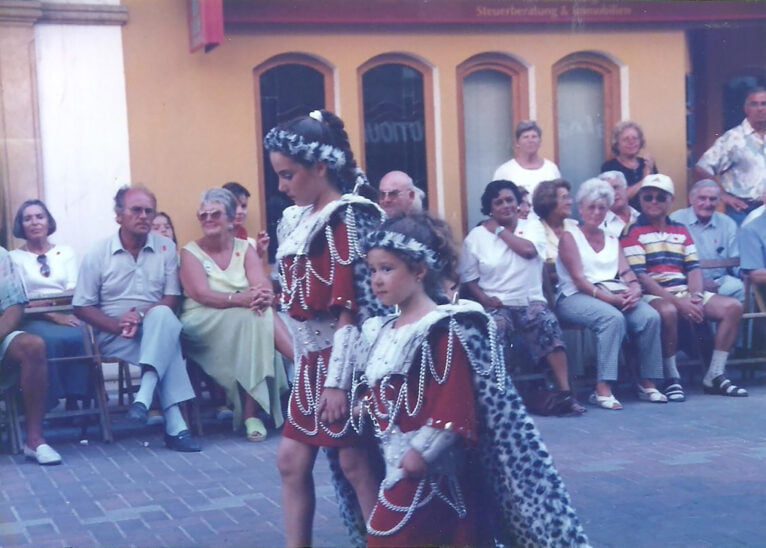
[556,224,620,297]
[743,205,764,227]
[459,218,546,306]
[492,158,562,196]
[602,207,639,239]
[10,245,78,298]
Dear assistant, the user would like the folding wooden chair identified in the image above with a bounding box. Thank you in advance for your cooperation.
[1,293,113,453]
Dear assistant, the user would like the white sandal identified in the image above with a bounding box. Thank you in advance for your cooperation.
[637,385,668,403]
[24,443,62,465]
[588,392,623,410]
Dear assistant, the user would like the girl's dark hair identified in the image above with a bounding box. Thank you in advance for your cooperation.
[480,180,522,216]
[375,212,458,305]
[13,199,57,239]
[154,211,177,244]
[269,109,363,193]
[532,178,571,220]
[222,181,250,199]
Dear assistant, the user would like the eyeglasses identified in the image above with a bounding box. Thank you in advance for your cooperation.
[37,254,51,278]
[641,192,669,203]
[197,210,223,222]
[128,206,156,216]
[379,190,401,200]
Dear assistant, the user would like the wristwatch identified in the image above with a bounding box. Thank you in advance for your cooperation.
[692,292,704,300]
[494,226,505,236]
[137,310,145,322]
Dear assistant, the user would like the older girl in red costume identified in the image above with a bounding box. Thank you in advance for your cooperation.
[353,213,591,547]
[264,109,386,547]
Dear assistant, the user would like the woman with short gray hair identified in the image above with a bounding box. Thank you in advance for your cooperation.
[179,188,289,441]
[556,178,665,410]
[493,120,562,200]
[601,120,658,210]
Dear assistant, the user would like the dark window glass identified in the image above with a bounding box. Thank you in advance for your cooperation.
[362,63,428,206]
[260,64,325,261]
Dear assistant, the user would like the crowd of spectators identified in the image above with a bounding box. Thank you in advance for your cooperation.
[1,87,764,466]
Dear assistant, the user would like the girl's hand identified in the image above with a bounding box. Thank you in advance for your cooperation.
[317,388,349,424]
[255,231,270,258]
[399,449,428,479]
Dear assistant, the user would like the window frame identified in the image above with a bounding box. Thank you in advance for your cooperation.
[253,53,334,233]
[357,53,436,205]
[457,52,529,234]
[552,52,621,163]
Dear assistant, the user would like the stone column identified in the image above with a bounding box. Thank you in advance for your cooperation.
[0,1,44,248]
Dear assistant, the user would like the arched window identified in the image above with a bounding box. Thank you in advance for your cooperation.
[458,53,529,231]
[553,52,620,194]
[254,54,333,260]
[359,54,435,208]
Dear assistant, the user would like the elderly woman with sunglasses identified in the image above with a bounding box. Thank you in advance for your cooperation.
[179,188,290,441]
[9,199,91,410]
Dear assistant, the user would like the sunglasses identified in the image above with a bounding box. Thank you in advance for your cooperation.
[37,254,51,278]
[128,206,156,216]
[379,189,401,200]
[197,210,223,222]
[641,192,669,203]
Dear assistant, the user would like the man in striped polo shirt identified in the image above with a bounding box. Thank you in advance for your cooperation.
[621,174,747,400]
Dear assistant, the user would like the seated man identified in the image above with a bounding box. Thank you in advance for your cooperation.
[598,171,639,238]
[74,185,200,452]
[739,185,766,292]
[0,246,61,464]
[622,174,747,398]
[669,179,744,302]
[378,170,424,218]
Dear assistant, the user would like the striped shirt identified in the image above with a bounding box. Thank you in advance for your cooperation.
[621,215,699,292]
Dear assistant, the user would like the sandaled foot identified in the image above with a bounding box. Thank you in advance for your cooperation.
[703,375,748,397]
[637,385,668,403]
[588,392,622,410]
[216,406,233,421]
[554,391,586,416]
[244,417,267,442]
[663,379,686,402]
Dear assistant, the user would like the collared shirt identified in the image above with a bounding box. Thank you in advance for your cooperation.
[73,232,180,320]
[603,207,639,239]
[739,211,766,272]
[696,118,766,201]
[0,246,28,314]
[459,218,546,306]
[621,214,699,292]
[669,207,739,280]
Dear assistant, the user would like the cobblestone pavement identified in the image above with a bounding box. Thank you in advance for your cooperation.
[2,375,765,547]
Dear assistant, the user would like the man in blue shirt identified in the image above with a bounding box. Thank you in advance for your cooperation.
[670,179,744,302]
[739,185,766,289]
[0,246,61,464]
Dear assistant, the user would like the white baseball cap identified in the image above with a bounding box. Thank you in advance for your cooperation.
[640,174,674,197]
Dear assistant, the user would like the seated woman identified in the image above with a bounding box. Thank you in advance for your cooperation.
[459,180,584,415]
[179,188,288,441]
[151,211,177,244]
[556,178,666,410]
[533,179,577,263]
[9,199,91,411]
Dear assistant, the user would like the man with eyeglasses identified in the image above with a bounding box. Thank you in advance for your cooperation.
[695,86,766,225]
[74,185,201,452]
[622,174,747,400]
[0,246,62,464]
[669,179,744,302]
[378,170,424,218]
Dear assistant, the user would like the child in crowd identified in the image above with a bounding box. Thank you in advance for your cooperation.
[352,213,590,547]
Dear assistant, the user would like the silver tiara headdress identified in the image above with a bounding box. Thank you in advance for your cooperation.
[263,128,347,171]
[365,230,443,272]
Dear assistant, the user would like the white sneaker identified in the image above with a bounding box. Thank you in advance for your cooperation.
[24,443,62,465]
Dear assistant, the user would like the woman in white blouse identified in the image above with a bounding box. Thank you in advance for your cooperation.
[556,179,665,410]
[10,200,90,410]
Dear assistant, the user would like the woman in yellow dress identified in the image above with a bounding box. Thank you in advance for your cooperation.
[180,188,288,441]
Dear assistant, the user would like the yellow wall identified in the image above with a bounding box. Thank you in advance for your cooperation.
[122,0,688,242]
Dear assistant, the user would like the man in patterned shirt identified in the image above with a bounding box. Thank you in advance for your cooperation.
[622,174,747,400]
[0,246,62,464]
[695,86,766,225]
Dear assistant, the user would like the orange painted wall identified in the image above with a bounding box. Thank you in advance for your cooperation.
[122,0,687,242]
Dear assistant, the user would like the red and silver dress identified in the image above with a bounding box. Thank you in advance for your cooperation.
[353,301,591,548]
[277,195,384,447]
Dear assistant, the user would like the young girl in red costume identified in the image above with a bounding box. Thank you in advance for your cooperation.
[264,110,386,547]
[353,213,591,547]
